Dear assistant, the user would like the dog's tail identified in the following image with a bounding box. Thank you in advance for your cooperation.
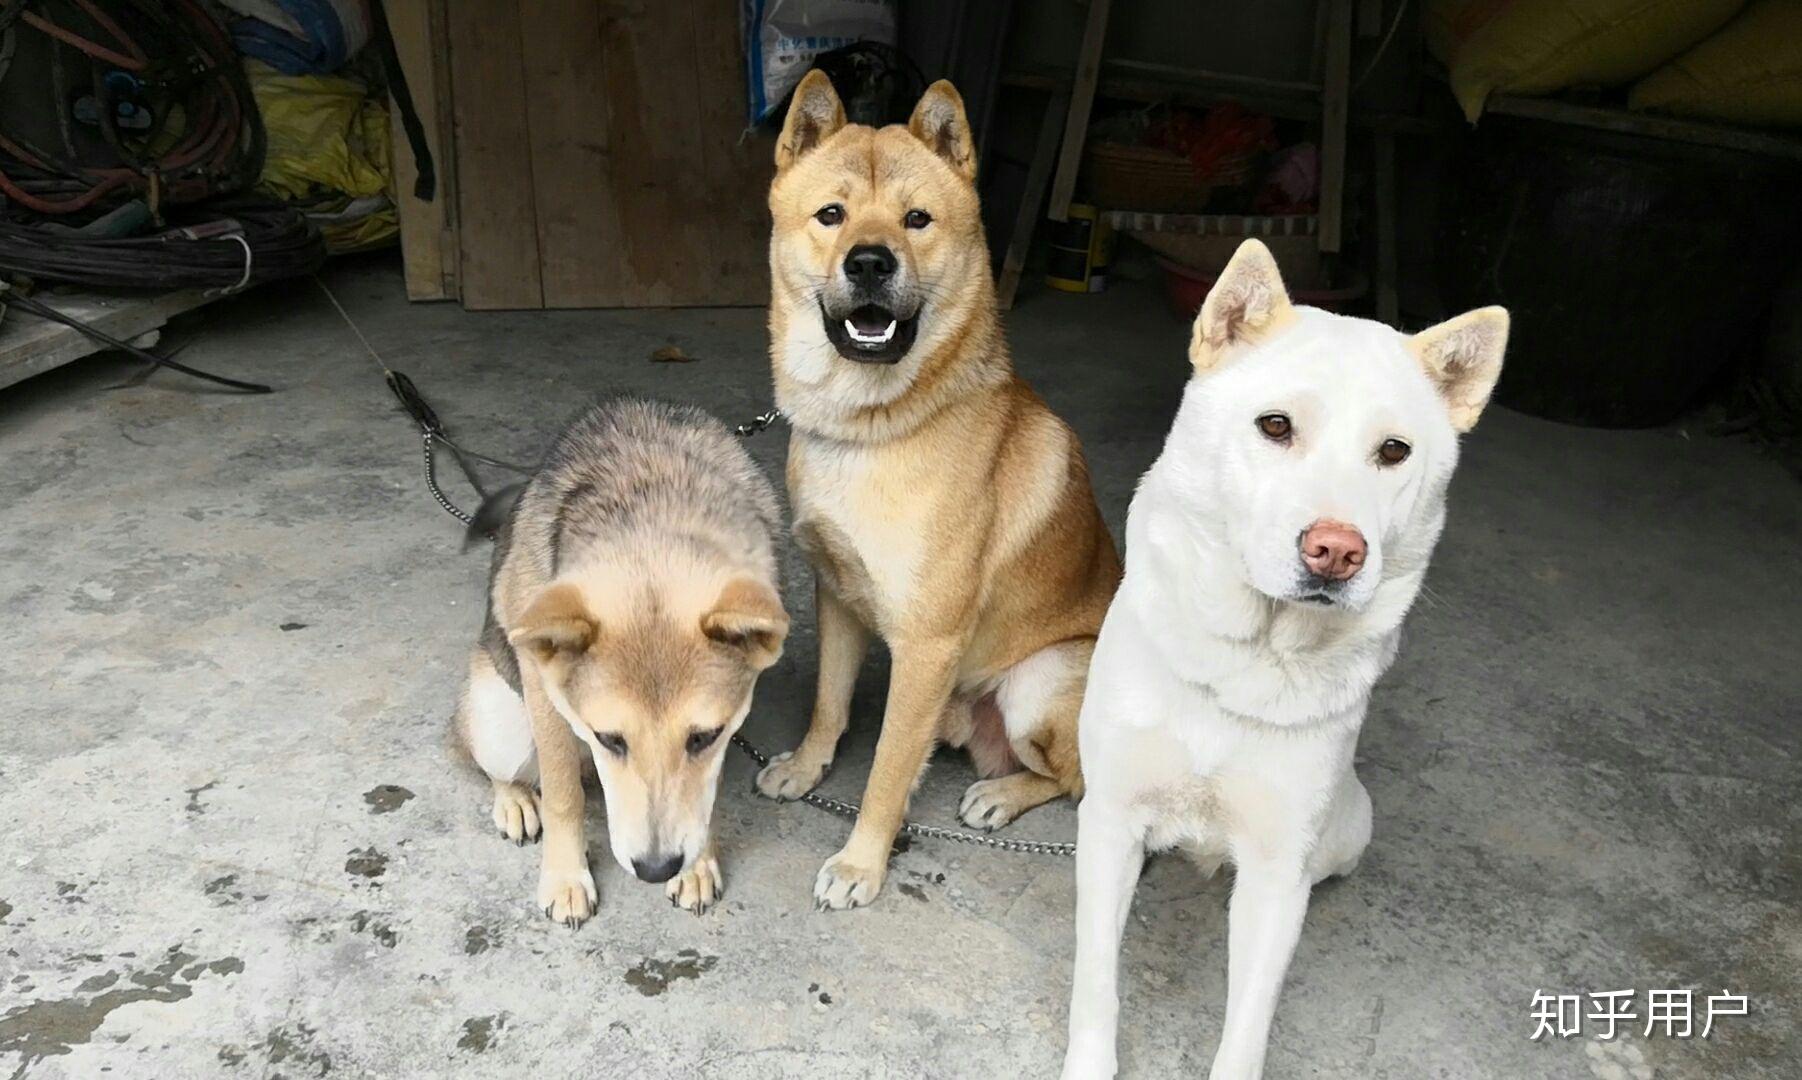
[463,481,527,549]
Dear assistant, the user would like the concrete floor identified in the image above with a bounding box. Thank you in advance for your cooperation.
[1,256,1797,1080]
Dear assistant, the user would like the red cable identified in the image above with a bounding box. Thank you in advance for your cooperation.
[18,11,144,70]
[3,0,252,213]
[73,0,147,65]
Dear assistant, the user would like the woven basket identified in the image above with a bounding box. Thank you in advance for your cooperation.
[1082,142,1212,213]
[1204,146,1259,188]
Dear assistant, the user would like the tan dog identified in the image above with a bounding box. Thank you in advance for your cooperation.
[454,399,788,924]
[754,71,1122,909]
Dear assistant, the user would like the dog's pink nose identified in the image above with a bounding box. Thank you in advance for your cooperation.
[1301,520,1366,581]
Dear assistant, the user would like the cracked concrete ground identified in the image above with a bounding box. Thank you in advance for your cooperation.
[1,256,1797,1078]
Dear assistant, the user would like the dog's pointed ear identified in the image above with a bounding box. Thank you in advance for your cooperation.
[1407,306,1510,432]
[908,80,977,181]
[701,578,789,671]
[776,70,847,172]
[1189,240,1293,372]
[508,583,596,665]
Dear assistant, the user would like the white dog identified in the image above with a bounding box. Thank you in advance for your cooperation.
[1061,240,1508,1079]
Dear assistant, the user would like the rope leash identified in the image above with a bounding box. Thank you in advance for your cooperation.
[316,277,1075,858]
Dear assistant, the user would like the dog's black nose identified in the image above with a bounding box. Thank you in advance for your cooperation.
[631,853,684,884]
[844,244,897,287]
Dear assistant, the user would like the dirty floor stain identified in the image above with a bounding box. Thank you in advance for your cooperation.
[344,847,387,882]
[361,785,415,814]
[259,1022,332,1076]
[183,781,217,815]
[458,1014,506,1053]
[463,925,496,956]
[348,912,398,949]
[623,949,718,997]
[0,946,242,1075]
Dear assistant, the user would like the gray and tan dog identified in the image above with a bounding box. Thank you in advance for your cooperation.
[755,72,1122,909]
[454,399,789,924]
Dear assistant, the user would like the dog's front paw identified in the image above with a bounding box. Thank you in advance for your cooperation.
[754,750,829,801]
[537,864,597,929]
[667,854,723,915]
[813,850,883,910]
[491,783,541,845]
[1206,1053,1261,1080]
[1061,1037,1118,1080]
[958,776,1032,830]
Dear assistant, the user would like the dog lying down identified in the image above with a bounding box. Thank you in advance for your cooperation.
[453,399,788,924]
[1062,240,1509,1079]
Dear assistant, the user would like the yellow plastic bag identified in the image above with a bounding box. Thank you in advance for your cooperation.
[1426,0,1745,122]
[1630,1,1802,127]
[245,59,397,250]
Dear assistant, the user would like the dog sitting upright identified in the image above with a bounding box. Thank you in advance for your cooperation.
[755,71,1121,909]
[454,399,788,925]
[1062,241,1508,1079]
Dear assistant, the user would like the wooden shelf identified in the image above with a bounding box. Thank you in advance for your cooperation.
[0,288,210,392]
[1002,60,1446,134]
[1484,94,1802,161]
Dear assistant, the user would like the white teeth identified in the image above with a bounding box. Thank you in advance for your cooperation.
[845,318,897,345]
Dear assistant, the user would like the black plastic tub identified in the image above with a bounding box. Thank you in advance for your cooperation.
[1436,116,1802,428]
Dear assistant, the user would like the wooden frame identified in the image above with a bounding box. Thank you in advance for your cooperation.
[391,1,772,310]
[387,0,458,302]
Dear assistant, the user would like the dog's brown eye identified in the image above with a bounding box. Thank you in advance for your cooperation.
[814,204,844,227]
[904,209,931,229]
[595,733,627,757]
[685,728,723,755]
[1256,412,1292,442]
[1377,438,1412,466]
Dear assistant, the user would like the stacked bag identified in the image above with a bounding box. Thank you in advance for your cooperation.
[217,0,397,251]
[1630,1,1802,127]
[1427,0,1802,128]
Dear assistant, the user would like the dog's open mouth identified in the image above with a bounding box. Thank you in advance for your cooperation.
[822,302,919,363]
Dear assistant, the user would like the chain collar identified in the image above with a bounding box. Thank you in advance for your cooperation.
[734,407,785,437]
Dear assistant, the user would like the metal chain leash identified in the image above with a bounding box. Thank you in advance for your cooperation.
[733,407,785,437]
[725,732,1076,857]
[421,432,474,526]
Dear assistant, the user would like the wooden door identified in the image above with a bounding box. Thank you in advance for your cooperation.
[443,1,774,310]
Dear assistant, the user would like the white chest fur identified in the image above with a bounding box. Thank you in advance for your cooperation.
[788,436,931,631]
[1080,587,1363,863]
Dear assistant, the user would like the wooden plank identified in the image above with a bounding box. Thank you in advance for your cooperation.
[1101,211,1316,236]
[1316,0,1354,253]
[445,0,542,309]
[1373,131,1399,325]
[998,91,1070,310]
[1105,59,1318,98]
[428,0,460,299]
[681,0,773,305]
[517,0,623,308]
[0,289,210,391]
[387,0,455,301]
[517,0,768,308]
[1487,94,1802,162]
[1045,0,1112,224]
